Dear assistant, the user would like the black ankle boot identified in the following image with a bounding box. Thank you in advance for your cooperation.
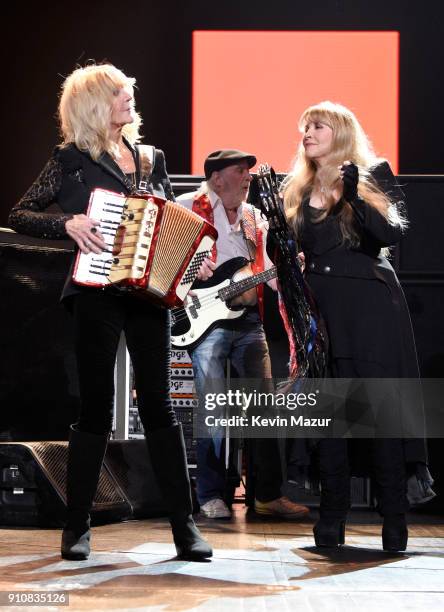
[61,426,108,561]
[171,516,213,560]
[313,517,346,547]
[146,424,212,560]
[382,514,408,552]
[61,512,91,561]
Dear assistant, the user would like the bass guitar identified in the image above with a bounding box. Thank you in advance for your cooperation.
[170,257,276,350]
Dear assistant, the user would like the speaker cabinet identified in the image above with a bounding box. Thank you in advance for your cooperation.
[105,439,166,519]
[0,231,78,440]
[0,440,167,527]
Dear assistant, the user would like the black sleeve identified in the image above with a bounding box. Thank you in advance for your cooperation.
[370,160,405,206]
[153,149,175,202]
[8,148,73,239]
[349,161,403,247]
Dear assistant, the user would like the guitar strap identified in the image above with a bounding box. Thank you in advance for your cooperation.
[192,193,265,319]
[192,192,217,262]
[136,144,155,192]
[242,204,264,319]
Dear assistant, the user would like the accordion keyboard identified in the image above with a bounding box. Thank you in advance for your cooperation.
[72,189,125,286]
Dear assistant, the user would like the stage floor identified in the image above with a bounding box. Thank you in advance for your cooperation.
[1,506,444,611]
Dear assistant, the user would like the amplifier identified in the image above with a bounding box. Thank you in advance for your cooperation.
[0,440,166,527]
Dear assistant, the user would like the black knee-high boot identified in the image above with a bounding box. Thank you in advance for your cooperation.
[61,426,109,560]
[314,439,350,547]
[145,424,212,560]
[372,439,409,552]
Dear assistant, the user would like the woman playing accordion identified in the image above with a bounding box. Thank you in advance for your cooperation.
[9,63,212,561]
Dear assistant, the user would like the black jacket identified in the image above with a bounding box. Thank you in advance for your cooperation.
[269,162,428,465]
[301,161,404,288]
[297,161,419,377]
[8,141,174,300]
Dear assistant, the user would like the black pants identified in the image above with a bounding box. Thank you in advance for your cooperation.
[71,291,176,435]
[318,438,409,518]
[246,437,283,503]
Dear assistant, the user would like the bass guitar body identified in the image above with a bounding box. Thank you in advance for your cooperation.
[171,257,254,350]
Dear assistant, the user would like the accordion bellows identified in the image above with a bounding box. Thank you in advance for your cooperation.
[73,189,218,307]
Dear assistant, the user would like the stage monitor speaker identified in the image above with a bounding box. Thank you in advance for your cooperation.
[105,439,166,519]
[0,230,79,440]
[0,440,167,527]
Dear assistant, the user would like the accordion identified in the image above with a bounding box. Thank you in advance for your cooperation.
[72,188,218,307]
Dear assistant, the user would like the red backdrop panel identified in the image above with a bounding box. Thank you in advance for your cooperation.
[192,31,399,174]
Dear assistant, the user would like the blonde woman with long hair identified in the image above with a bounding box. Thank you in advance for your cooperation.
[9,64,212,562]
[278,101,431,552]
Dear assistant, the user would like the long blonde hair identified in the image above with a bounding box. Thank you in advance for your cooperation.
[58,64,142,161]
[283,101,406,244]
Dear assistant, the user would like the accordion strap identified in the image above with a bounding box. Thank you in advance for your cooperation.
[136,144,155,192]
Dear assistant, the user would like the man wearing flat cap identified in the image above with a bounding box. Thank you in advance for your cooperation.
[177,149,309,520]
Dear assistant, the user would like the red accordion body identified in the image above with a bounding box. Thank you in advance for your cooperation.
[73,188,218,307]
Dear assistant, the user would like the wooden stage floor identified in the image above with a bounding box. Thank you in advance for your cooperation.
[1,505,444,611]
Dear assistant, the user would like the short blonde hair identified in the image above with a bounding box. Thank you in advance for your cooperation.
[58,64,142,161]
[283,101,405,244]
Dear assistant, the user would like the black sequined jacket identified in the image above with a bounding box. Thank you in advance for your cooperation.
[8,140,174,300]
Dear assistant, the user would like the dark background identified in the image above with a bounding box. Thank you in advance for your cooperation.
[1,0,444,226]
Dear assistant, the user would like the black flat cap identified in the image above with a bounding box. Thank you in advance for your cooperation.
[204,149,257,179]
